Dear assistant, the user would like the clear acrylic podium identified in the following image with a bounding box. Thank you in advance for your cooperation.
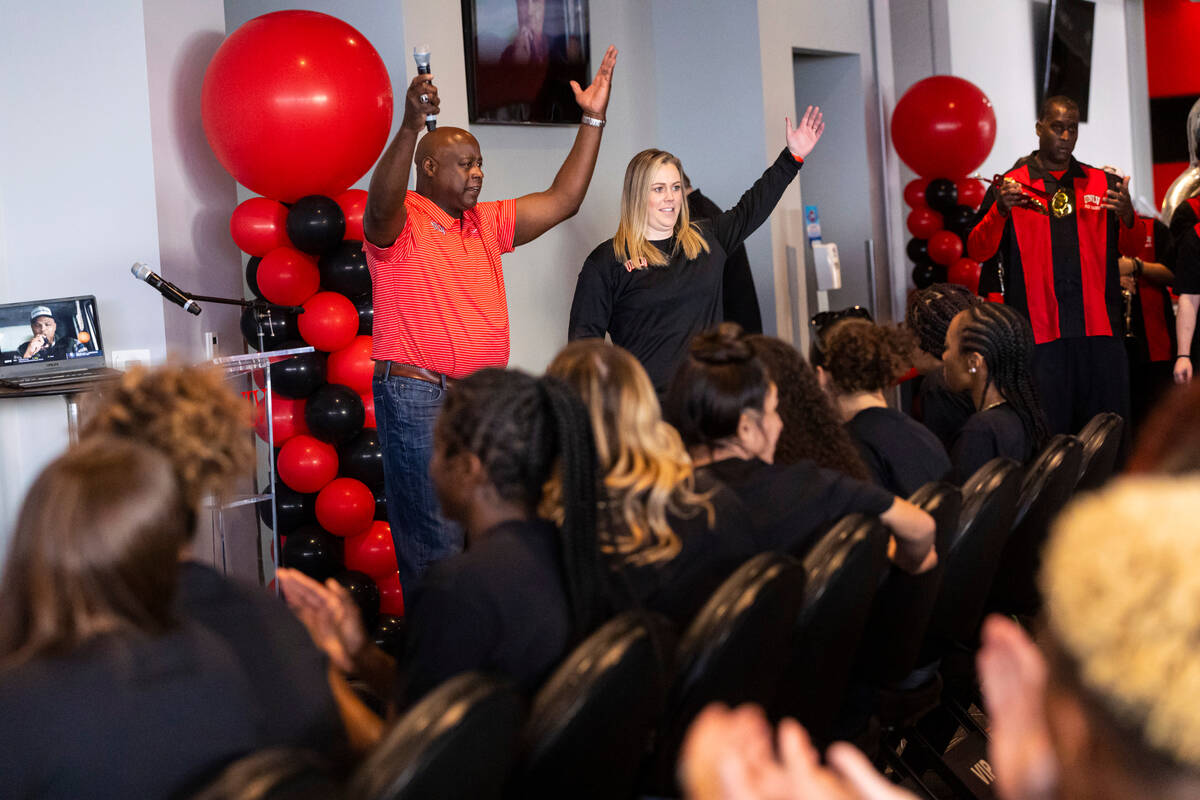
[208,345,314,586]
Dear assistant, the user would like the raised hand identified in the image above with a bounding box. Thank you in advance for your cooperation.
[785,106,825,160]
[571,45,618,119]
[401,72,440,133]
[1104,173,1135,227]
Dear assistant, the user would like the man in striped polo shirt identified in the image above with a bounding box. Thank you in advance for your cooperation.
[362,46,617,589]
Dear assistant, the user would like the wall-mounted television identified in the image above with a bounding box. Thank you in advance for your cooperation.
[1040,0,1096,121]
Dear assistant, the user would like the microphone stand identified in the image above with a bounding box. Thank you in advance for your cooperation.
[180,292,305,355]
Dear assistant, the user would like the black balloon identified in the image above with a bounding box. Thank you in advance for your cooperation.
[245,256,265,300]
[353,293,374,336]
[319,240,372,296]
[258,478,316,534]
[375,491,388,521]
[373,614,407,659]
[240,306,298,350]
[305,383,365,445]
[338,429,384,490]
[282,525,343,582]
[270,342,327,398]
[912,263,939,289]
[943,204,977,239]
[925,178,958,214]
[906,237,931,266]
[334,570,382,630]
[287,195,346,255]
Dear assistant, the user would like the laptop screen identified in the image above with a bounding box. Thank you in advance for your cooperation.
[0,296,106,379]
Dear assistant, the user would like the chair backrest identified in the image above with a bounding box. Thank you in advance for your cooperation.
[1075,412,1124,492]
[512,612,673,800]
[921,458,1023,662]
[647,552,805,794]
[988,435,1083,616]
[191,748,342,800]
[349,673,524,800]
[772,514,890,745]
[855,482,961,688]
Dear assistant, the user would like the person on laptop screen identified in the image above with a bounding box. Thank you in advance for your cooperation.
[18,306,87,361]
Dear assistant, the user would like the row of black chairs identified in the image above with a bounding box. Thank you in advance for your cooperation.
[198,413,1124,800]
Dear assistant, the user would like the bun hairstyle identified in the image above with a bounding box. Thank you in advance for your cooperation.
[663,322,770,451]
[906,282,983,358]
[822,319,916,395]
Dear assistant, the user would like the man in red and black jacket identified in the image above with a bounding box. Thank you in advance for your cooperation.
[1121,214,1176,429]
[967,96,1145,436]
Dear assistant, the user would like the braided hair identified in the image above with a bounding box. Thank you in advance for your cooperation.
[955,303,1048,451]
[435,368,607,637]
[906,283,983,358]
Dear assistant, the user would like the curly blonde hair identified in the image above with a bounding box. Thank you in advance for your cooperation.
[80,365,255,508]
[1041,476,1200,768]
[546,340,713,565]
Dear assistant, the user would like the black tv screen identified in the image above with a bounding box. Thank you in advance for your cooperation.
[1041,0,1095,122]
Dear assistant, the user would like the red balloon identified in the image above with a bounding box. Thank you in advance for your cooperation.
[258,247,320,307]
[956,178,987,210]
[335,189,368,242]
[299,292,359,352]
[278,434,339,493]
[201,11,393,202]
[948,257,983,294]
[903,178,929,209]
[360,390,376,429]
[928,230,965,267]
[376,571,405,616]
[907,207,943,239]
[230,197,290,256]
[315,477,375,537]
[891,76,996,177]
[345,520,397,578]
[327,335,374,393]
[254,394,308,445]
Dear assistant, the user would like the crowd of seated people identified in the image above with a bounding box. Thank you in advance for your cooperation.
[0,299,1173,798]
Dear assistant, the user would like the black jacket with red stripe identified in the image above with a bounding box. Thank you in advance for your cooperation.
[968,153,1146,345]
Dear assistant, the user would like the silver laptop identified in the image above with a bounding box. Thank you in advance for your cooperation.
[0,296,114,389]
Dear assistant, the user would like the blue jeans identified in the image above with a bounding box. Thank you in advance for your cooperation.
[373,374,464,591]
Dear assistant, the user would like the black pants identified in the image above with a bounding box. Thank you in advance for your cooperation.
[1032,336,1130,436]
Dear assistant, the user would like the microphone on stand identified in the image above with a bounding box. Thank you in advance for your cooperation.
[131,262,201,316]
[413,45,437,131]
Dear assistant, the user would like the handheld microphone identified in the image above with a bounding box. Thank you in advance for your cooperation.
[131,262,201,316]
[413,45,436,131]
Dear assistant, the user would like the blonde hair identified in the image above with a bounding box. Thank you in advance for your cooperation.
[81,364,254,508]
[1041,476,1200,768]
[613,149,711,268]
[546,340,713,565]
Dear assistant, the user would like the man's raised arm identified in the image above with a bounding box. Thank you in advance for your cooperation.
[363,74,442,248]
[513,46,618,247]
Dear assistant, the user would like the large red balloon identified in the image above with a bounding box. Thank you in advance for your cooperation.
[327,335,374,393]
[299,292,359,352]
[360,390,376,429]
[948,257,983,294]
[928,230,965,267]
[956,178,987,210]
[907,207,943,240]
[892,76,996,178]
[201,11,394,202]
[335,190,368,242]
[345,520,397,578]
[903,178,929,209]
[258,247,320,307]
[254,394,308,445]
[315,477,375,537]
[376,571,405,616]
[278,434,339,493]
[230,197,290,256]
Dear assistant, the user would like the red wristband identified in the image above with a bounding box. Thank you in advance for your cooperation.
[792,154,805,164]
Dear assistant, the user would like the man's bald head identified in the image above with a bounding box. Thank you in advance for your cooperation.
[414,127,485,217]
[415,127,479,168]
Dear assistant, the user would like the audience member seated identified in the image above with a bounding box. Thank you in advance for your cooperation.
[663,323,936,574]
[281,368,611,709]
[80,365,367,752]
[0,438,261,799]
[546,339,748,624]
[1126,375,1200,474]
[680,475,1200,800]
[942,303,1048,483]
[905,283,983,448]
[815,319,951,496]
[746,334,872,480]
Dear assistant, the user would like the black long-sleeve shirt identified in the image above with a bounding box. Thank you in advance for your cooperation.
[687,188,763,333]
[568,149,801,392]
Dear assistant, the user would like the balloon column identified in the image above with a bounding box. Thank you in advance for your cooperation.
[892,76,996,293]
[204,11,404,625]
